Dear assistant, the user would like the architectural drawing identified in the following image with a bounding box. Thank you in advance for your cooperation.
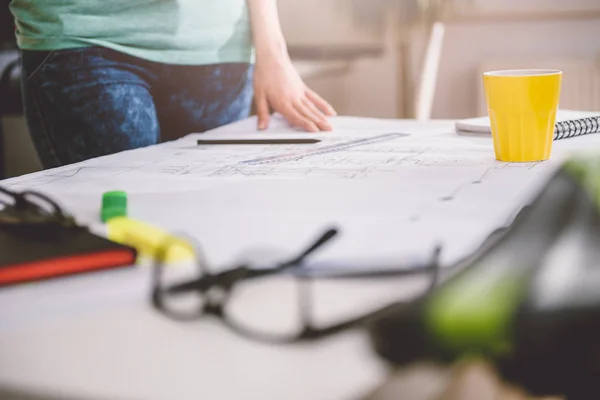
[1,129,547,194]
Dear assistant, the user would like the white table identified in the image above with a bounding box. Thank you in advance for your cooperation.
[1,116,599,400]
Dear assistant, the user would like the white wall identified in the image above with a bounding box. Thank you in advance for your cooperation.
[279,0,404,118]
[278,0,600,119]
[278,0,384,46]
[431,18,600,118]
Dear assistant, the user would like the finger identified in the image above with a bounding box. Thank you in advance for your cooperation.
[306,89,337,116]
[255,93,270,130]
[281,103,319,132]
[300,97,332,131]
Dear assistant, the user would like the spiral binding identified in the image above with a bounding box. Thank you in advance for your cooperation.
[554,116,600,140]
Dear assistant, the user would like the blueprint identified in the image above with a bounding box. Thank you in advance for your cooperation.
[1,116,554,193]
[2,115,598,267]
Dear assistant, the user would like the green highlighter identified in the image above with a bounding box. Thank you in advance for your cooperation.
[101,190,128,222]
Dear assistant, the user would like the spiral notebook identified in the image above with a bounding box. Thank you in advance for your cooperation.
[455,110,600,140]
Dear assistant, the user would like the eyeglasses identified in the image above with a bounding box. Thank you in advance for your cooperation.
[0,186,77,228]
[150,227,443,344]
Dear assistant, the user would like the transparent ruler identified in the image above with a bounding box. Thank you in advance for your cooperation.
[240,133,409,165]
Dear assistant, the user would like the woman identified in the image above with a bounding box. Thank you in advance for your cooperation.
[9,0,336,168]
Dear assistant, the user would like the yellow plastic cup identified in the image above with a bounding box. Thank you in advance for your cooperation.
[483,69,562,162]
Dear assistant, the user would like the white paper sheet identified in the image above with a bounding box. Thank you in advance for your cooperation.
[1,116,555,191]
[1,116,596,269]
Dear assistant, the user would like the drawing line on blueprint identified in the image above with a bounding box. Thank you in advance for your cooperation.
[149,145,310,176]
[240,133,410,165]
[3,166,134,189]
[398,162,542,229]
[439,162,541,201]
[217,164,374,179]
[209,150,425,179]
[3,153,182,189]
[151,151,542,181]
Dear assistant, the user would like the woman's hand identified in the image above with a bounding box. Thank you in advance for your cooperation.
[247,0,336,132]
[253,55,336,132]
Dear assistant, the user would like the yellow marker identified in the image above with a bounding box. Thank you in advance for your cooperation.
[105,217,194,263]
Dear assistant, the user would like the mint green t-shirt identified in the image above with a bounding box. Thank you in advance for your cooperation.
[9,0,254,65]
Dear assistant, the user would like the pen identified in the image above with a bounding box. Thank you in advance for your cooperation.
[196,138,320,145]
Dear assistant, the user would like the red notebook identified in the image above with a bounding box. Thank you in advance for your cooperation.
[0,224,137,286]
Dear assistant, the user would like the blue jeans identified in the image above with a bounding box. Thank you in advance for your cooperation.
[20,47,254,168]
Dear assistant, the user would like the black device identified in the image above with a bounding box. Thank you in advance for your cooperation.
[197,138,320,145]
[367,158,600,400]
[0,186,137,286]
